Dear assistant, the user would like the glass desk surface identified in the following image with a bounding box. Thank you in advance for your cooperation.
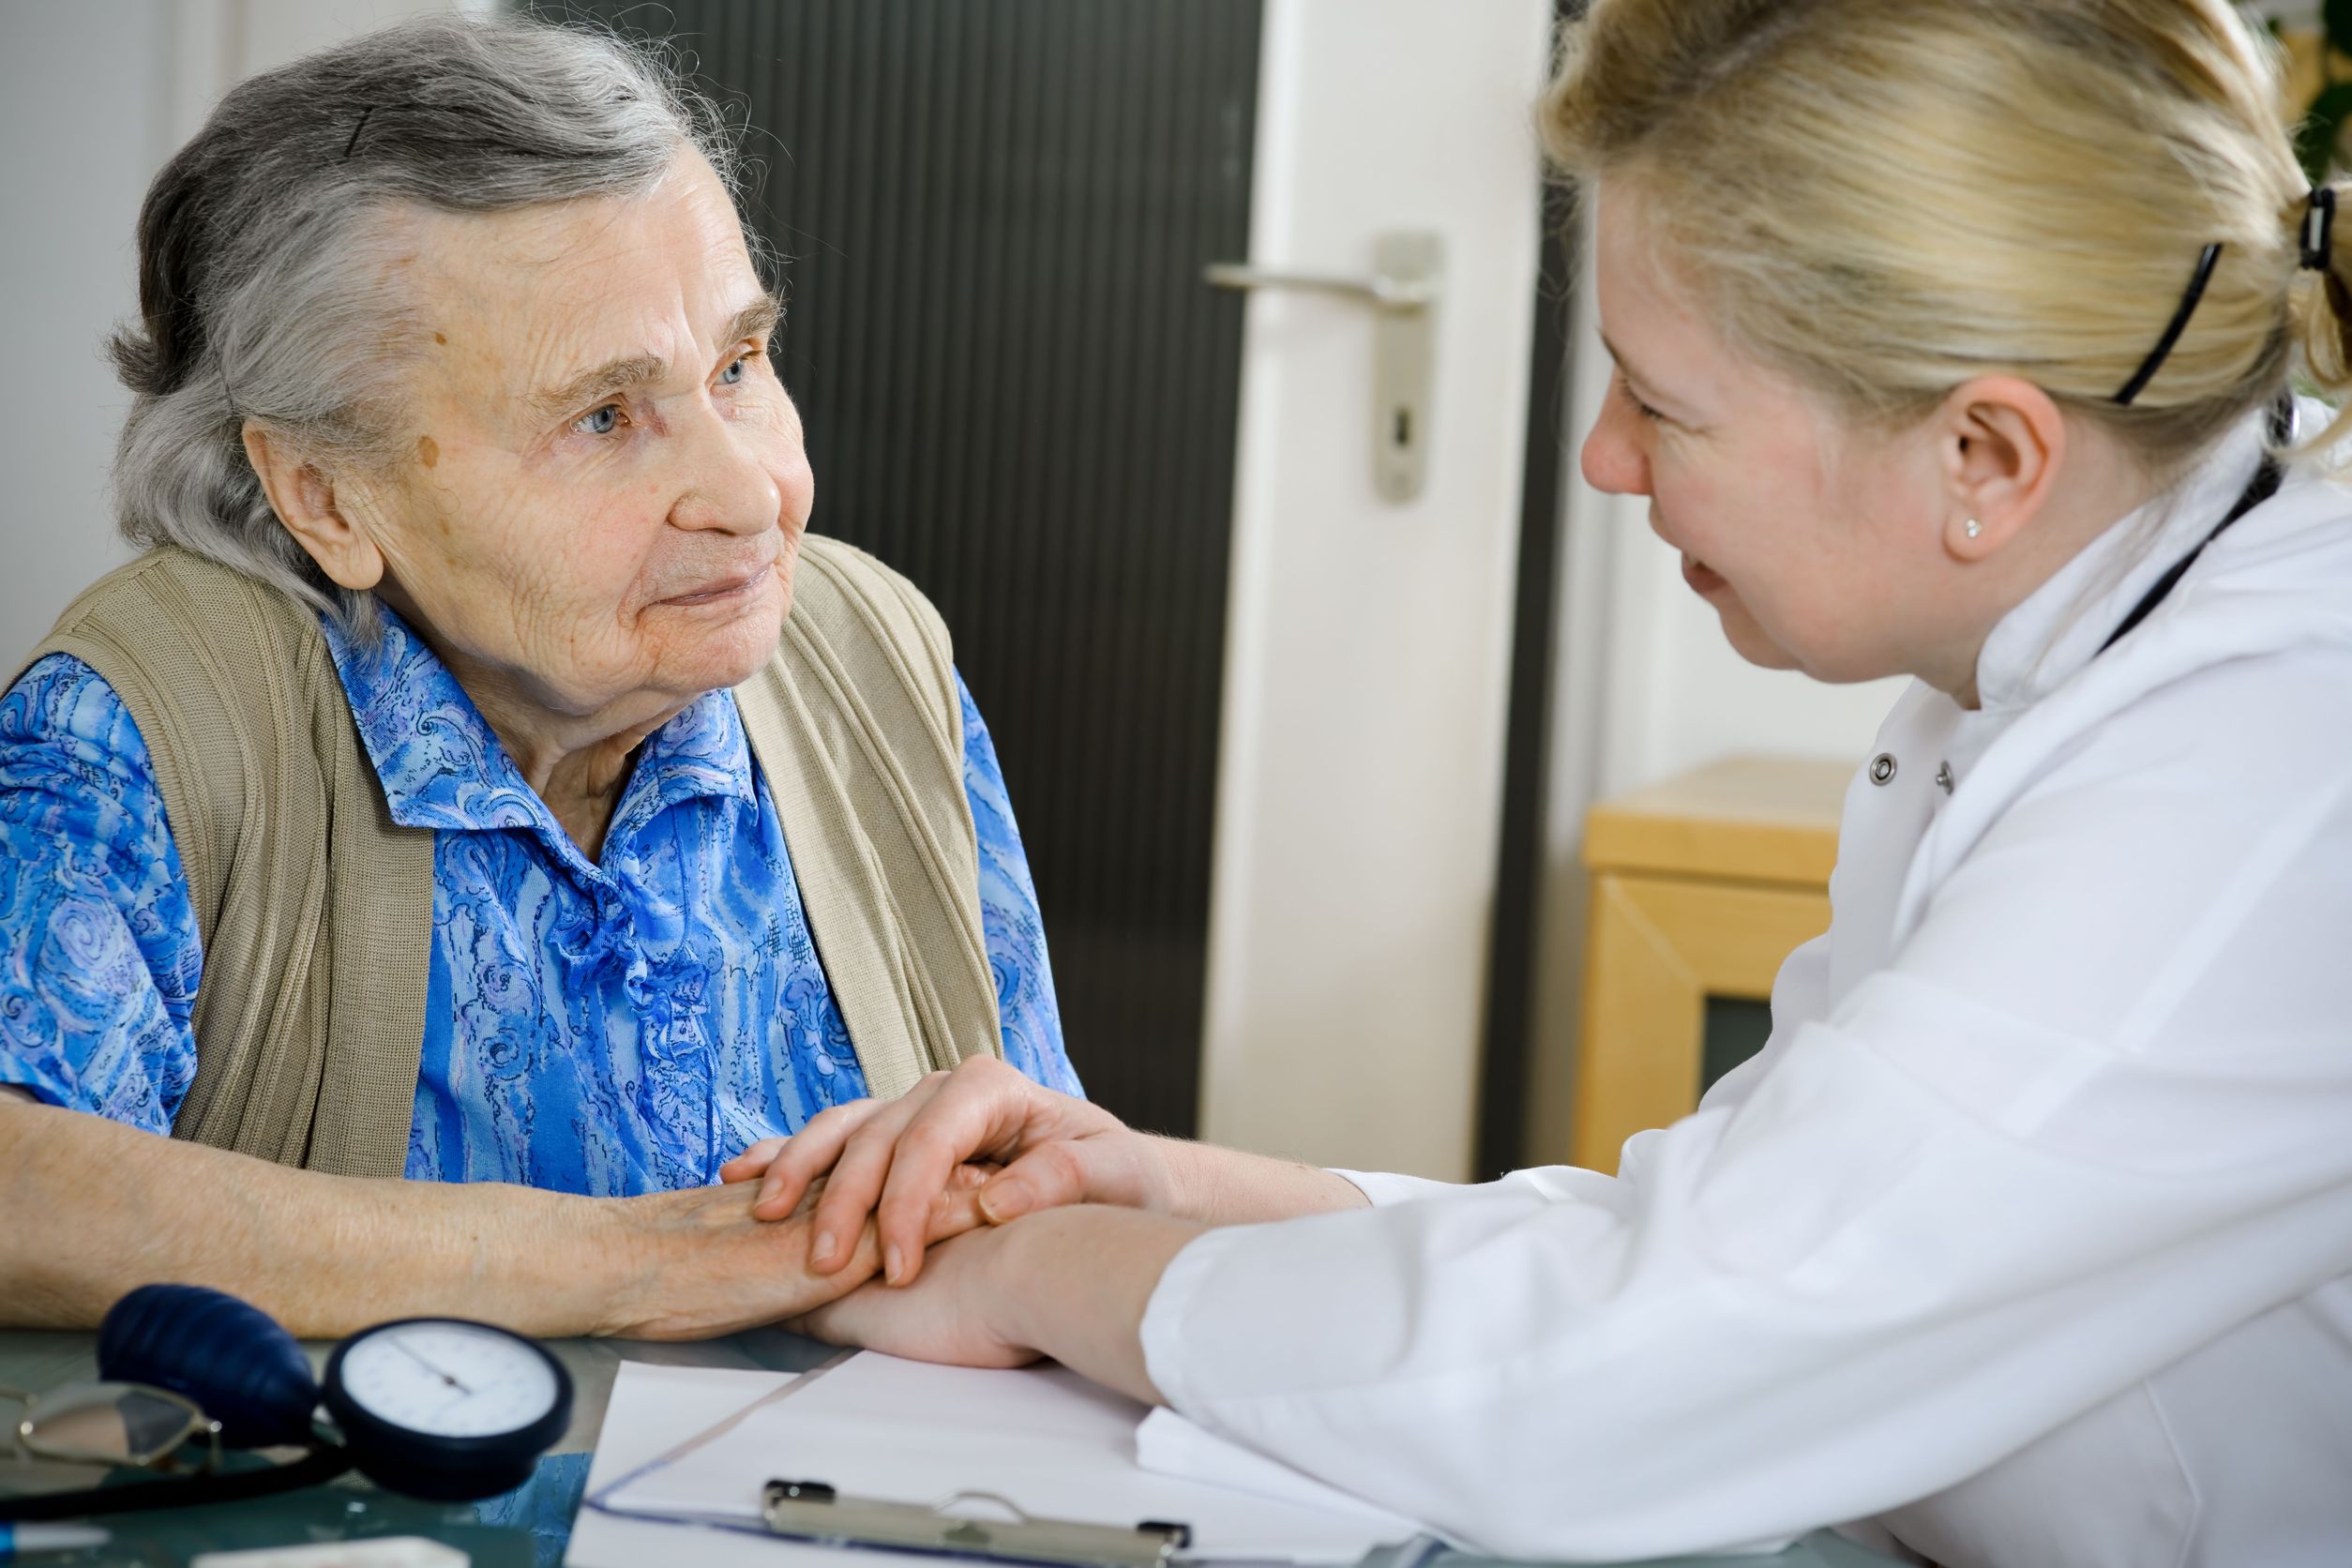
[0,1327,1902,1568]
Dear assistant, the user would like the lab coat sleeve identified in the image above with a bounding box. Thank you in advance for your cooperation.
[1328,1169,1456,1206]
[1330,1164,1626,1210]
[1138,655,2352,1562]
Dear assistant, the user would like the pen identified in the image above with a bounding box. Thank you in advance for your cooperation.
[0,1523,111,1558]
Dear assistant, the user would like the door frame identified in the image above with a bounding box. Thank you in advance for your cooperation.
[1195,0,1555,1181]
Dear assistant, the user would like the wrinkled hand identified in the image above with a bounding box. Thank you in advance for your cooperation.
[787,1224,1041,1368]
[717,1057,1165,1285]
[603,1163,993,1340]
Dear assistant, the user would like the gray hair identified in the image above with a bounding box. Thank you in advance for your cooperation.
[109,12,746,639]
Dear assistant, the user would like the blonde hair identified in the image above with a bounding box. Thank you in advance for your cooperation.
[1544,0,2352,473]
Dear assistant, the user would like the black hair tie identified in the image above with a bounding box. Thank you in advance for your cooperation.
[2113,188,2338,409]
[2114,242,2224,407]
[2302,186,2336,273]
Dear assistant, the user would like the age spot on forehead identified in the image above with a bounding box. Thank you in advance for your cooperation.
[433,332,447,346]
[417,434,440,469]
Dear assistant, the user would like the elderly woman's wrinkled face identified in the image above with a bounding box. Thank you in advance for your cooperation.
[351,153,807,731]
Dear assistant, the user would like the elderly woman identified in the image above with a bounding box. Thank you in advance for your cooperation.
[0,14,1074,1337]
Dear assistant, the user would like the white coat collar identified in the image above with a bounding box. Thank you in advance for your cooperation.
[1972,407,2272,715]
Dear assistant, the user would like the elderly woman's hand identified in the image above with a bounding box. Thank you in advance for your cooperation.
[601,1160,1001,1340]
[718,1058,1174,1285]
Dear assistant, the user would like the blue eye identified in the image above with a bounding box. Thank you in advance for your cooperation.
[719,356,748,386]
[573,403,623,436]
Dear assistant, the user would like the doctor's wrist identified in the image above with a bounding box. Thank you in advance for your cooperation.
[987,1205,1197,1405]
[1143,1135,1216,1222]
[1095,1129,1181,1216]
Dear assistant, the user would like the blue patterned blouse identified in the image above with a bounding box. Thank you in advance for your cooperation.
[0,600,1078,1195]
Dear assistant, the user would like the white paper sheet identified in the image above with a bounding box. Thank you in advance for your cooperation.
[566,1361,826,1568]
[1133,1410,1425,1539]
[598,1351,1414,1564]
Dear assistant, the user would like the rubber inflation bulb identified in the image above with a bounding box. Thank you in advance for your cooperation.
[98,1284,321,1448]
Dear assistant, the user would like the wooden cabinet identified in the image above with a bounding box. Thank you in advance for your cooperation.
[1572,757,1850,1172]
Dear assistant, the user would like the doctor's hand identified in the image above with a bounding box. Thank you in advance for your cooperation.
[786,1223,1043,1369]
[720,1057,1172,1285]
[787,1205,1199,1409]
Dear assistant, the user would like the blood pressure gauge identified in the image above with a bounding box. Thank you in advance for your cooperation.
[322,1319,574,1501]
[45,1286,578,1521]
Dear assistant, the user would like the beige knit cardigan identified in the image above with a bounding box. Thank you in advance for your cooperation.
[15,538,1002,1177]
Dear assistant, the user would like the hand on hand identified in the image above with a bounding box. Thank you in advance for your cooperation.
[606,1162,993,1340]
[717,1058,1165,1286]
[786,1224,1041,1368]
[786,1204,1202,1405]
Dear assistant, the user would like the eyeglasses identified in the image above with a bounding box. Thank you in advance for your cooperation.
[0,1382,224,1473]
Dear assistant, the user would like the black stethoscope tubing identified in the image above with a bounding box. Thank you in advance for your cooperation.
[2099,398,2292,656]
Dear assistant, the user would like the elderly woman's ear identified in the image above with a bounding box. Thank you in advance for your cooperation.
[242,422,389,594]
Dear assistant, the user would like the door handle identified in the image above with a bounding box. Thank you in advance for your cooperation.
[1199,262,1436,309]
[1204,230,1442,503]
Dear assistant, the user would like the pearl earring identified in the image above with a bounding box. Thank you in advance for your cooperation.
[1965,518,1983,539]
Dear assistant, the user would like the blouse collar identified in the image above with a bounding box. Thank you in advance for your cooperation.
[320,600,755,869]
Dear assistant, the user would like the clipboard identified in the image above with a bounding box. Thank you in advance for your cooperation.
[581,1350,1427,1567]
[584,1355,1192,1566]
[758,1476,1191,1568]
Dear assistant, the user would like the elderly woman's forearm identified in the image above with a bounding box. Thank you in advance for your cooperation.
[0,1097,633,1336]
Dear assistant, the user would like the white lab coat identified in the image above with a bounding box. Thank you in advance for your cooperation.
[1138,410,2352,1567]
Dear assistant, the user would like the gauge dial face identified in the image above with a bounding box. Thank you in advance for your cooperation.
[334,1321,562,1439]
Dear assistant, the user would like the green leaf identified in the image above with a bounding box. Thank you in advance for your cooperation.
[2297,81,2352,185]
[2329,0,2352,59]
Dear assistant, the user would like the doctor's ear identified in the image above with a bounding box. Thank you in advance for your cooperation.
[242,422,389,594]
[1931,376,2066,562]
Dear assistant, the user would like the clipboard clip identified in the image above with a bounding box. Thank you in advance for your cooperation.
[762,1478,1194,1568]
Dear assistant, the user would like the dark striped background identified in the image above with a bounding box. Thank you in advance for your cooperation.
[555,0,1266,1135]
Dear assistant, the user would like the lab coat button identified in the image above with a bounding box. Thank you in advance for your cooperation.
[1936,761,1955,794]
[1869,752,1897,785]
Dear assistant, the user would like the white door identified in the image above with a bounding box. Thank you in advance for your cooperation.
[1199,0,1554,1180]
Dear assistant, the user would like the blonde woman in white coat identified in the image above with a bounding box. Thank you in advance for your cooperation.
[722,2,2352,1562]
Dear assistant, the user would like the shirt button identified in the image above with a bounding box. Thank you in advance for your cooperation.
[1935,761,1955,794]
[1869,753,1898,786]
